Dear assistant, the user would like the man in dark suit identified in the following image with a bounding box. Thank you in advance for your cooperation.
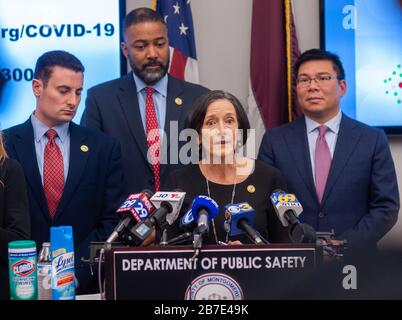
[81,7,208,194]
[258,49,399,248]
[5,50,125,293]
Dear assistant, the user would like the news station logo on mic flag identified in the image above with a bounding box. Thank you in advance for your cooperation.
[153,0,199,83]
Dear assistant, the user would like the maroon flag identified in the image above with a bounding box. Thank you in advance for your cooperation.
[247,0,301,145]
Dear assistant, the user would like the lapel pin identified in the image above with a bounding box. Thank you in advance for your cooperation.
[175,97,183,106]
[80,145,89,152]
[247,185,256,193]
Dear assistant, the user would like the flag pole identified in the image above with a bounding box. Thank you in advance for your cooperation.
[285,0,293,123]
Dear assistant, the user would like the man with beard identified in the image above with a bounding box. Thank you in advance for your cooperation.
[81,7,208,194]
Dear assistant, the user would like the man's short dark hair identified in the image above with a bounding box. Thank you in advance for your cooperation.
[294,49,345,80]
[122,7,166,34]
[186,90,251,146]
[34,50,85,87]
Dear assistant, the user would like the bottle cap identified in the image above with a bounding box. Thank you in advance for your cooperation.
[8,240,36,249]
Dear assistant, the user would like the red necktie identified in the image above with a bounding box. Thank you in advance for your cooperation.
[314,125,332,203]
[43,129,64,219]
[145,87,161,191]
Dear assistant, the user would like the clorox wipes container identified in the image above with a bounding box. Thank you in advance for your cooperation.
[8,240,38,300]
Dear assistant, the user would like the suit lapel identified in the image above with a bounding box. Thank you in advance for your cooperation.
[54,123,89,222]
[13,120,51,224]
[115,74,184,177]
[117,72,149,164]
[284,117,316,199]
[164,76,184,138]
[321,114,360,205]
[162,76,184,175]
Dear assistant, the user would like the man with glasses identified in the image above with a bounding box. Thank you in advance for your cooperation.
[258,49,399,249]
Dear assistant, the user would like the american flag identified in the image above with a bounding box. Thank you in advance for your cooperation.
[153,0,199,83]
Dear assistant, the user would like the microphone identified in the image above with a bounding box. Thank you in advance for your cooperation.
[179,209,197,231]
[166,232,193,245]
[191,195,219,249]
[224,202,266,245]
[191,195,219,235]
[106,190,154,244]
[270,190,303,227]
[123,190,186,246]
[270,190,316,243]
[290,223,317,243]
[150,191,186,227]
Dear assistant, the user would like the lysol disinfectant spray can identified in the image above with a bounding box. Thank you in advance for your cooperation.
[8,240,38,300]
[50,226,75,300]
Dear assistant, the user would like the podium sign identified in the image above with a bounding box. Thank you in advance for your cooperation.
[105,244,318,300]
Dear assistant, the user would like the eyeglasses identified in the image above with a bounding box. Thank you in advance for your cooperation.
[296,75,340,87]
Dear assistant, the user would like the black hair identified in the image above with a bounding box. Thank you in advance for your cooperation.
[122,7,166,34]
[34,50,84,87]
[186,90,251,145]
[294,48,345,80]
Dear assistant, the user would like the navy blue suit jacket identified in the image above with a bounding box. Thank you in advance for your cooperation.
[80,72,209,194]
[4,120,125,292]
[258,114,399,247]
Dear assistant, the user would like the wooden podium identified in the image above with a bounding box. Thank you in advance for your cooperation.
[104,244,321,300]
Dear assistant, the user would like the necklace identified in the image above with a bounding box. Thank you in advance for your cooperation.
[204,163,237,244]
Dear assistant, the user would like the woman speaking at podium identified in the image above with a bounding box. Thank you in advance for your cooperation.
[165,90,290,245]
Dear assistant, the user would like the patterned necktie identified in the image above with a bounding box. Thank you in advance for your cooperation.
[43,129,64,219]
[145,87,161,191]
[315,125,332,203]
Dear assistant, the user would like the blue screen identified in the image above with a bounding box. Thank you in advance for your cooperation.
[0,0,123,130]
[322,0,402,131]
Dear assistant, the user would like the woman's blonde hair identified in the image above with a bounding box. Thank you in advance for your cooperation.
[0,131,8,162]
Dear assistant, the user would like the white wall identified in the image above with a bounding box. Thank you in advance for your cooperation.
[383,137,402,249]
[126,0,252,106]
[126,0,402,248]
